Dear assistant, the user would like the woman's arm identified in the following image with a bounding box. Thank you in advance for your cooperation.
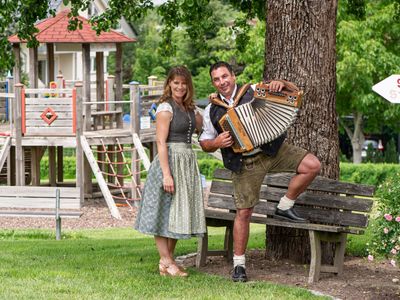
[195,109,203,133]
[156,111,174,194]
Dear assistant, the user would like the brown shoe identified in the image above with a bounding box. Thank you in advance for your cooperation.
[159,262,188,277]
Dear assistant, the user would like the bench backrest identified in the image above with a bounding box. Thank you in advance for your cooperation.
[208,168,375,229]
[0,186,81,210]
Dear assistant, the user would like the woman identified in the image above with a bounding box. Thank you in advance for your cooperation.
[135,66,206,277]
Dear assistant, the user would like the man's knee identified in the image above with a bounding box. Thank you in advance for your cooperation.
[235,208,253,222]
[300,153,321,176]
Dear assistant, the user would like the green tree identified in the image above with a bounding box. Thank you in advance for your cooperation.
[337,0,400,163]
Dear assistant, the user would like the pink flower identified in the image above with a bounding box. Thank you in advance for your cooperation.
[384,227,389,234]
[384,214,393,221]
[390,259,396,267]
[367,255,374,261]
[396,216,400,222]
[391,249,398,255]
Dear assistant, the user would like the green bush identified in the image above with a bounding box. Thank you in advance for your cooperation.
[368,174,400,266]
[340,162,400,187]
[198,158,224,179]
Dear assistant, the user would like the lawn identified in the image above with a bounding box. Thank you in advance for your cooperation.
[0,225,330,300]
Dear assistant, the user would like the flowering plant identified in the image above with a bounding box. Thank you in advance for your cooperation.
[368,174,400,267]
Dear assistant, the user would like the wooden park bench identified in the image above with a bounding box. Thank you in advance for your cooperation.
[0,186,82,240]
[196,168,375,283]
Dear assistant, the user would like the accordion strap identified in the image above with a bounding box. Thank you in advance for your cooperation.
[209,83,251,109]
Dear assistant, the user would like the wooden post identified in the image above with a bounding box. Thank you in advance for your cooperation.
[12,44,21,86]
[48,146,56,186]
[5,74,14,185]
[14,83,25,186]
[96,52,105,129]
[29,47,41,186]
[82,43,91,131]
[56,74,64,183]
[47,43,56,186]
[46,43,55,83]
[29,47,38,88]
[107,75,115,128]
[129,81,140,134]
[148,75,157,95]
[75,83,84,205]
[130,81,140,199]
[82,43,92,196]
[115,43,123,128]
[107,75,115,111]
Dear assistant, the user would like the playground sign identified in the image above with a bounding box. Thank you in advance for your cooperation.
[372,74,400,103]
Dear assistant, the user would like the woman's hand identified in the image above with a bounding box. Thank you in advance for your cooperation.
[163,175,174,194]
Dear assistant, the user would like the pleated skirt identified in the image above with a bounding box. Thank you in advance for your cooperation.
[134,143,206,239]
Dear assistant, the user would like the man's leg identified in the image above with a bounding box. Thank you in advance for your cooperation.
[232,207,253,282]
[276,153,320,222]
[286,153,321,199]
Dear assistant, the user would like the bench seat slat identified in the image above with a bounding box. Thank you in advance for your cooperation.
[204,209,364,234]
[208,195,369,228]
[0,197,80,209]
[213,169,375,197]
[210,181,374,212]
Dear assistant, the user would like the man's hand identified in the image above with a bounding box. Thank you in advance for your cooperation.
[268,80,285,92]
[216,131,233,148]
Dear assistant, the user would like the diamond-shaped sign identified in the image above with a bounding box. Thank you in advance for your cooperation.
[40,107,58,125]
[372,75,400,103]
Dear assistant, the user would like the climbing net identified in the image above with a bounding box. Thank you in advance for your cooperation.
[91,137,148,209]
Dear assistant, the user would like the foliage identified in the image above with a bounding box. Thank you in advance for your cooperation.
[336,0,400,155]
[368,175,400,266]
[383,138,399,163]
[340,162,400,186]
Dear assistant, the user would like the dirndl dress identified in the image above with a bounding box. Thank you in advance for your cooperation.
[135,143,206,239]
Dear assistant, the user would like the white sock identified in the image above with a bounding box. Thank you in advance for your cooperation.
[233,254,246,268]
[277,195,295,210]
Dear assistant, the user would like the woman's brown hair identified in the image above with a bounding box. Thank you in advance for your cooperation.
[159,66,195,110]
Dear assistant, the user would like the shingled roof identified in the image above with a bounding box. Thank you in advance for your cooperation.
[8,9,136,44]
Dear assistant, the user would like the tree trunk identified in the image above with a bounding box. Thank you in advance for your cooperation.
[264,0,339,263]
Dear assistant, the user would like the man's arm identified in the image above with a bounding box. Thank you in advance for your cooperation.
[200,131,233,153]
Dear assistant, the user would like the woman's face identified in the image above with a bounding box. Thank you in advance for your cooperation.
[169,75,187,102]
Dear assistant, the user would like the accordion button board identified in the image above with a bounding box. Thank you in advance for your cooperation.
[218,82,303,153]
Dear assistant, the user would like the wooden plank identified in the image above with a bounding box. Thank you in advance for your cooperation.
[207,194,369,228]
[0,210,81,218]
[25,98,73,104]
[0,187,80,197]
[26,112,74,118]
[24,88,73,94]
[25,128,74,135]
[0,198,80,209]
[26,120,73,127]
[212,169,375,197]
[210,181,374,212]
[204,209,363,233]
[0,137,11,171]
[25,105,73,111]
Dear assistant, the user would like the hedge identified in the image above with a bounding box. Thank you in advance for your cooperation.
[40,156,400,188]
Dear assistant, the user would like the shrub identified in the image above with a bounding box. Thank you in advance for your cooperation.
[368,174,400,267]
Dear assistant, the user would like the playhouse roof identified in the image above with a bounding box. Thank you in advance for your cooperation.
[8,9,136,44]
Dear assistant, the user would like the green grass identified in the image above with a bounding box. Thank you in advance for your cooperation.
[0,225,329,300]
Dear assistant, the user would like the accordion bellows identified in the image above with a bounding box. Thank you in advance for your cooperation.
[218,82,303,153]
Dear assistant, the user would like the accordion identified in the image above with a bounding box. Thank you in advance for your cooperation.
[217,81,303,153]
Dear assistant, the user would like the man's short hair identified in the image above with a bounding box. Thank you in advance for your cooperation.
[209,61,234,77]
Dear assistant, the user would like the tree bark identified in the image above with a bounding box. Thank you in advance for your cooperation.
[264,0,339,263]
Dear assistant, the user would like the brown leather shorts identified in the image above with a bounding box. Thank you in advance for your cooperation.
[232,143,308,209]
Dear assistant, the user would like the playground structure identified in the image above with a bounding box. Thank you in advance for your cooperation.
[0,10,163,219]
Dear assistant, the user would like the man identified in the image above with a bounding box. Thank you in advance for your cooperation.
[199,61,321,282]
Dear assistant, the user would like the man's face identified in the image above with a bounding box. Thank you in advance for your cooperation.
[210,66,236,99]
